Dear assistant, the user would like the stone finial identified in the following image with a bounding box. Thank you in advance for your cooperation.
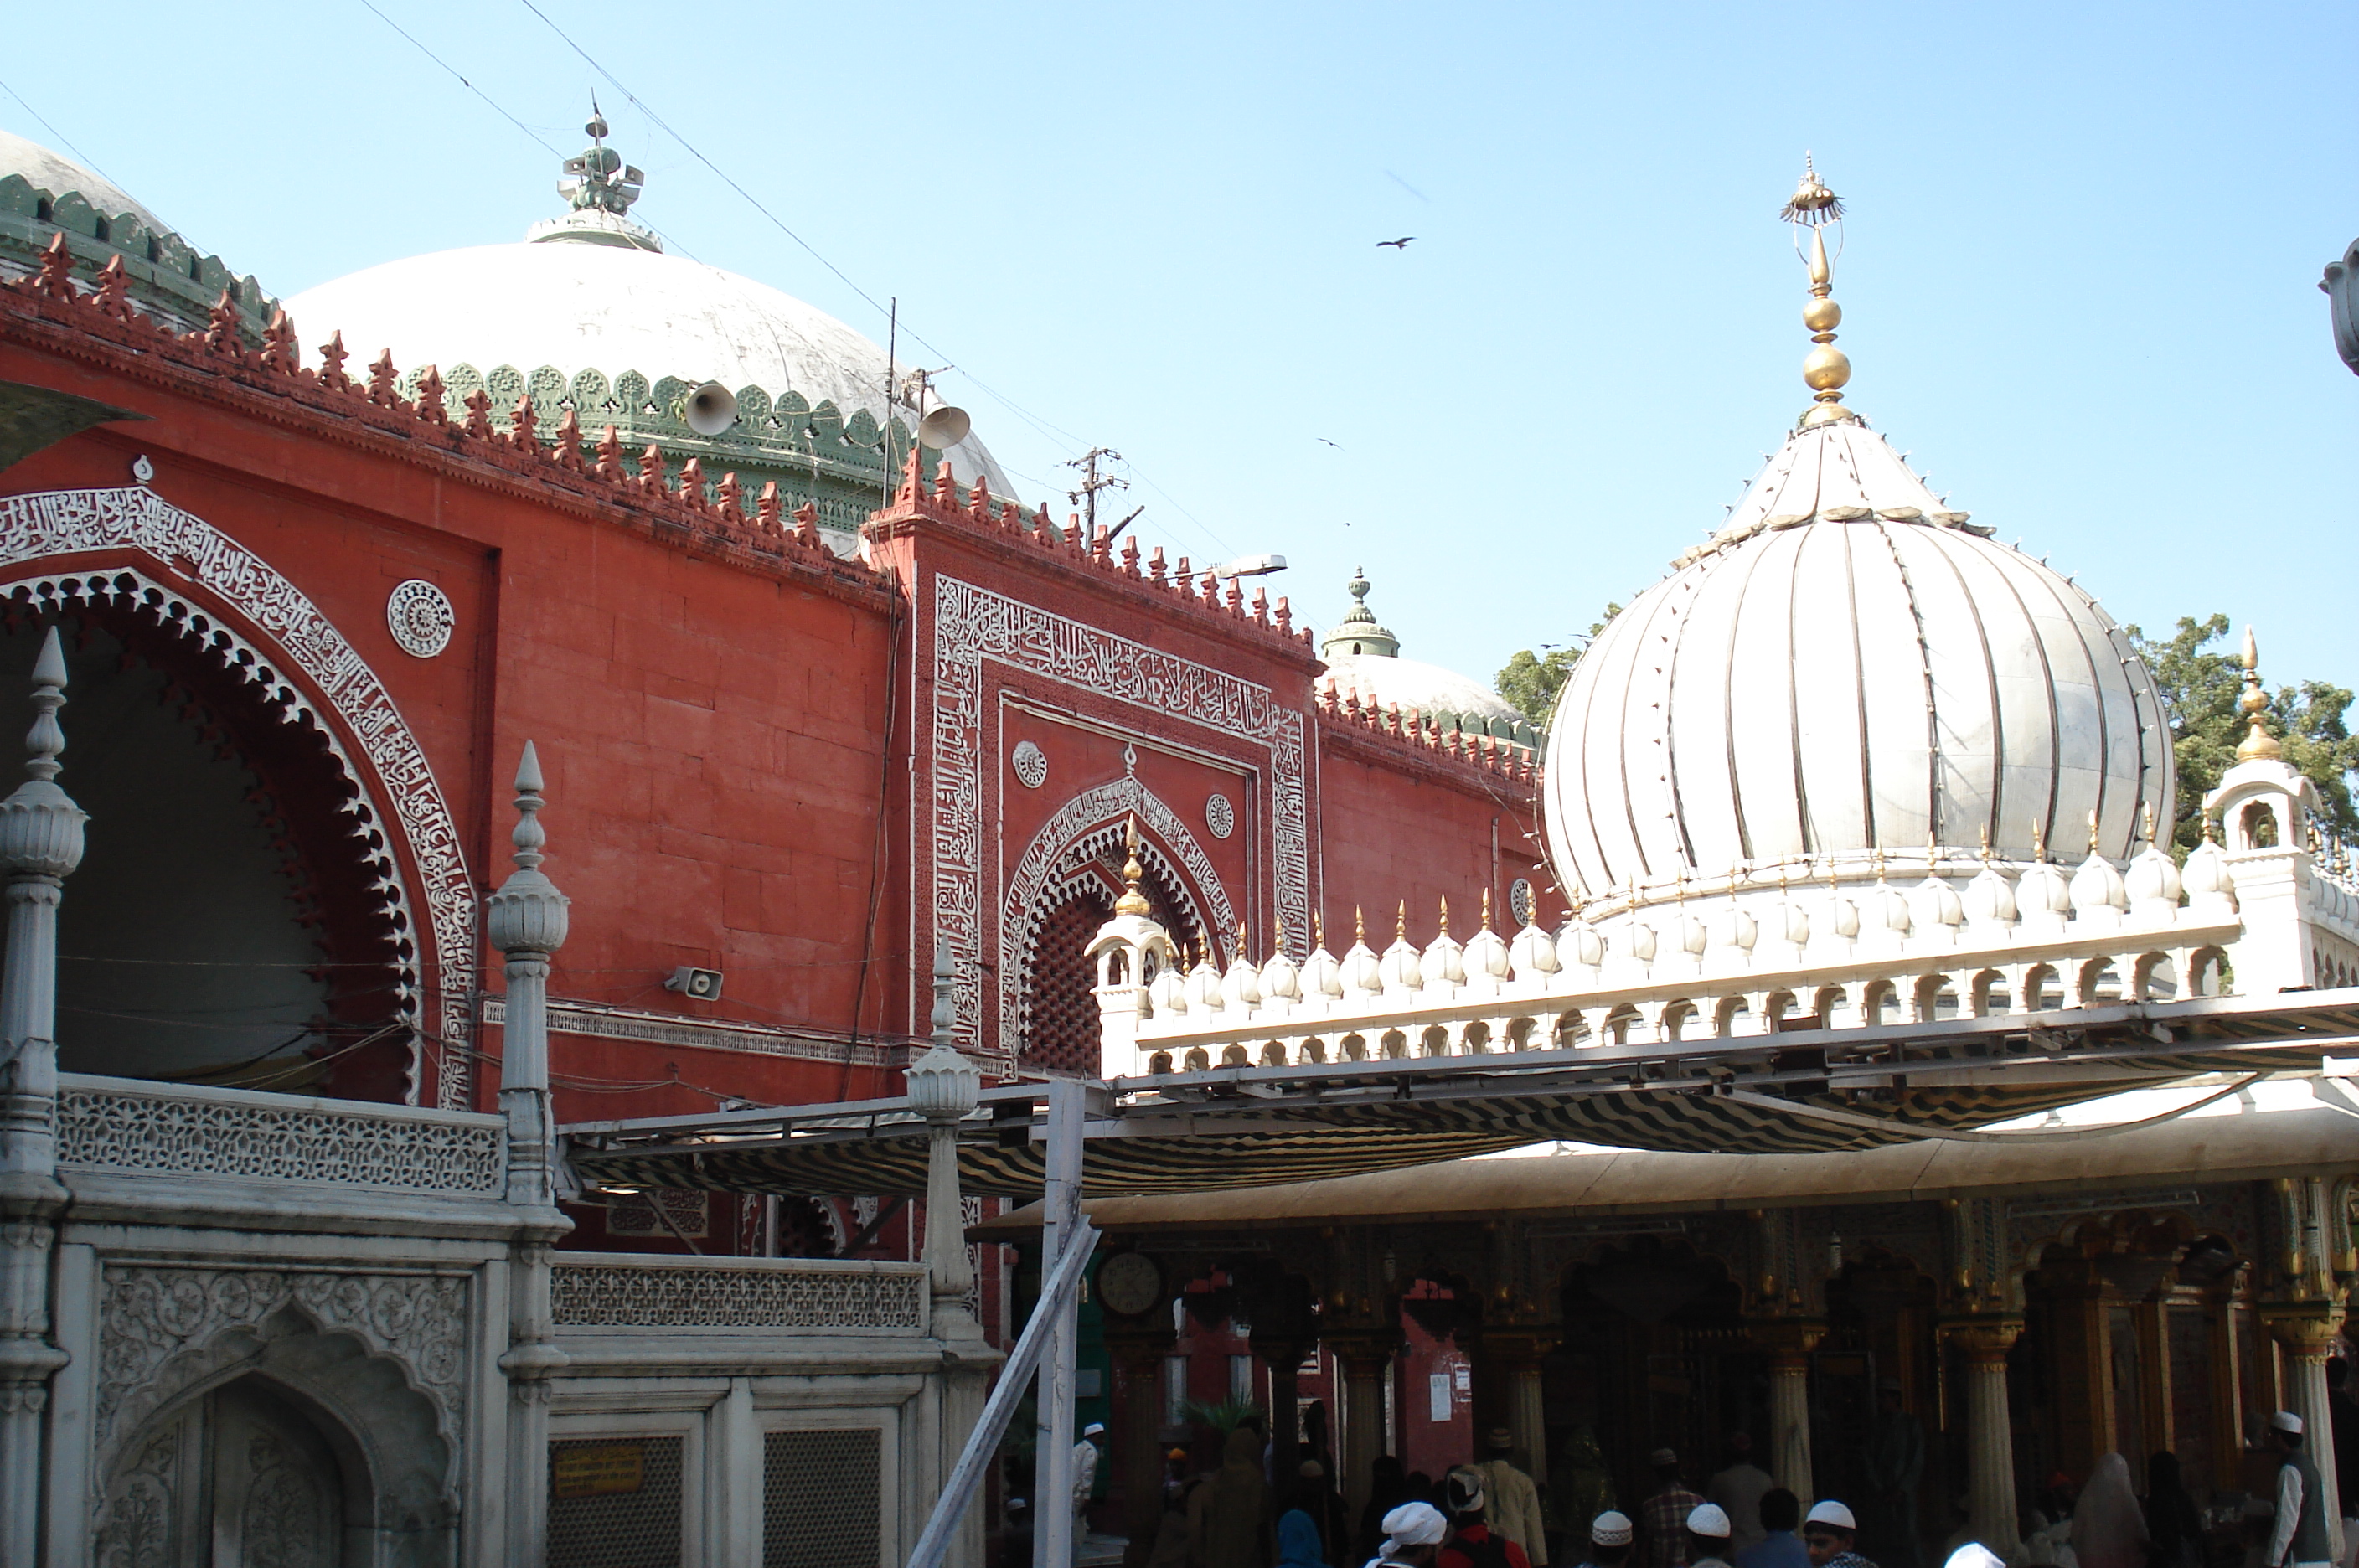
[0,629,87,882]
[416,366,448,426]
[485,741,570,958]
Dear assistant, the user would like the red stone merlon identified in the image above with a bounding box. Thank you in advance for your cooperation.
[0,238,894,613]
[860,450,1324,667]
[1313,678,1544,792]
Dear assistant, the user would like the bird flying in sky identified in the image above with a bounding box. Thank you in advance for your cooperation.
[1376,236,1415,249]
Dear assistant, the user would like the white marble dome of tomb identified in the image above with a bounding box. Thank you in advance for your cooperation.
[1541,415,2174,908]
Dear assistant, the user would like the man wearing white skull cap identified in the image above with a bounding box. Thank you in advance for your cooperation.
[2266,1411,2334,1568]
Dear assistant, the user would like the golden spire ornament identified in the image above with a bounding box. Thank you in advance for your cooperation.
[1781,154,1858,430]
[1115,817,1152,916]
[2236,625,2284,761]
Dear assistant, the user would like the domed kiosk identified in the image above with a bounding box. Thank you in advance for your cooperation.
[1541,162,2172,921]
[286,116,1013,544]
[1319,569,1535,748]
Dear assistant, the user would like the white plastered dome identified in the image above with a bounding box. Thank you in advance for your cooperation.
[1541,415,2173,909]
[285,224,1011,497]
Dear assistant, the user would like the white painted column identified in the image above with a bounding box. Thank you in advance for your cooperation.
[0,629,82,1568]
[1755,1319,1822,1508]
[2266,1307,2348,1565]
[1943,1319,2022,1555]
[910,954,989,1568]
[1035,1081,1086,1568]
[487,742,574,1565]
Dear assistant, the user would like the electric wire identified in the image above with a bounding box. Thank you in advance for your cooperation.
[0,75,118,186]
[507,0,1240,560]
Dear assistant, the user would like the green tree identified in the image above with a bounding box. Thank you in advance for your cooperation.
[2127,614,2359,854]
[1495,603,1622,725]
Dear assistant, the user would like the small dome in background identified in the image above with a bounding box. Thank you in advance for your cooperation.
[1317,570,1523,730]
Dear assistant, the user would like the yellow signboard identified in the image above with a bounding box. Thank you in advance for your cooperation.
[552,1443,645,1499]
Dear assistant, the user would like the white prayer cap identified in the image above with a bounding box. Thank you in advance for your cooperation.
[1083,1422,1107,1436]
[1687,1504,1733,1539]
[2271,1411,2304,1434]
[1592,1512,1635,1547]
[1947,1545,2008,1568]
[1805,1501,1858,1531]
[1382,1502,1449,1547]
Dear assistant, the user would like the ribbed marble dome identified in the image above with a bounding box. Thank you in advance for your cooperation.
[1541,416,2173,907]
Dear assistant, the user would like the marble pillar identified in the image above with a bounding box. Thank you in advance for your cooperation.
[1328,1333,1401,1515]
[0,629,83,1568]
[1752,1319,1823,1507]
[1941,1317,2023,1555]
[2263,1302,2348,1565]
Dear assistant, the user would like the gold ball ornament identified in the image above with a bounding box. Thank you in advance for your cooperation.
[1802,345,1851,392]
[1802,297,1842,333]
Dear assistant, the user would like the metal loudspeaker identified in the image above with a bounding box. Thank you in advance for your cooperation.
[684,381,738,436]
[916,404,971,450]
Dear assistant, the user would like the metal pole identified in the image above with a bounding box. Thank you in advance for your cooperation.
[906,1219,1101,1568]
[1034,1080,1087,1568]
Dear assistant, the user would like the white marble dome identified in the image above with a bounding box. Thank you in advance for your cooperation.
[285,185,1011,497]
[1541,415,2173,908]
[1323,651,1523,728]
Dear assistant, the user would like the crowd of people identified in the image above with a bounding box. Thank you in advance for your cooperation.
[1006,1390,2352,1568]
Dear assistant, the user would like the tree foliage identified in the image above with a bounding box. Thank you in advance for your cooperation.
[2127,614,2359,854]
[1494,604,1622,725]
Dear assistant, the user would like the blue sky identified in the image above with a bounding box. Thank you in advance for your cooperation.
[5,2,2353,699]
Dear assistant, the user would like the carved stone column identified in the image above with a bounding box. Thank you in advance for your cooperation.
[1751,1318,1824,1506]
[1105,1317,1179,1568]
[2262,1301,2348,1565]
[1327,1330,1402,1515]
[909,962,992,1568]
[487,743,574,1564]
[0,629,82,1566]
[1941,1317,2023,1556]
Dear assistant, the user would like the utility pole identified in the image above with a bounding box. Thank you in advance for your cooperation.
[1064,448,1128,534]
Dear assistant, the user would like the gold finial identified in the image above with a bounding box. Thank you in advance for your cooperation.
[2141,801,2157,847]
[1272,916,1287,958]
[2236,625,2284,761]
[1438,895,1451,937]
[1235,920,1247,961]
[2031,821,2047,863]
[1479,887,1494,931]
[1780,155,1857,430]
[1314,910,1327,950]
[2088,810,2101,855]
[1979,824,1992,863]
[1115,816,1152,916]
[1354,905,1365,943]
[1395,900,1407,941]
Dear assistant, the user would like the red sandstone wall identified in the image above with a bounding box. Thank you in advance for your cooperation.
[0,335,906,1122]
[1315,722,1556,943]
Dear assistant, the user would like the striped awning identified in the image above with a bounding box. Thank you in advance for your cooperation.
[565,1073,2176,1200]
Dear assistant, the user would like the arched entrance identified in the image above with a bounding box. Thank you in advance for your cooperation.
[1004,779,1230,1074]
[92,1282,459,1567]
[0,485,477,1106]
[0,584,415,1101]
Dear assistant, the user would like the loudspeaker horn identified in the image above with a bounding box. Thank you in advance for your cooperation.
[916,405,971,450]
[684,381,738,436]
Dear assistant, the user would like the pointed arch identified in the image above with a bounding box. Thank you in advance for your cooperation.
[0,488,473,1105]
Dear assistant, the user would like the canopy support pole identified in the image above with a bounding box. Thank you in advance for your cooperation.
[1034,1078,1087,1568]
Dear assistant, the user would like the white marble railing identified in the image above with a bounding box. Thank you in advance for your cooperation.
[550,1252,929,1334]
[1116,897,2244,1075]
[55,1072,508,1195]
